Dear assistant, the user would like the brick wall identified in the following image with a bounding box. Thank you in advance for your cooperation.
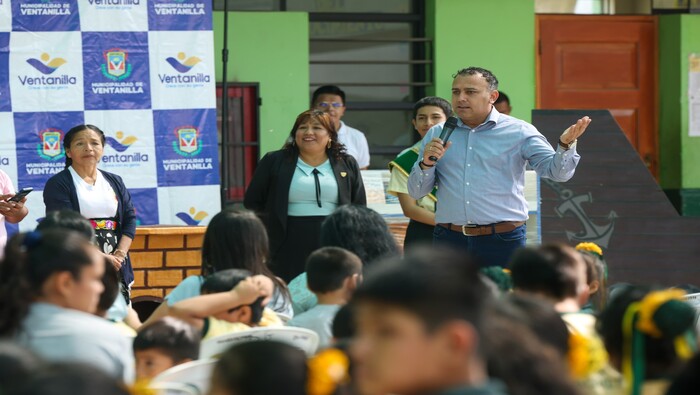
[129,226,206,300]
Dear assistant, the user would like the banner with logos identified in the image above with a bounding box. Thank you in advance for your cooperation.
[0,0,220,231]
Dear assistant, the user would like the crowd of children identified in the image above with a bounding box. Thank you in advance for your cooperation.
[0,206,698,395]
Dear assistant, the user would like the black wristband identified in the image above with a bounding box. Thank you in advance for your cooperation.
[420,160,434,168]
[558,139,575,150]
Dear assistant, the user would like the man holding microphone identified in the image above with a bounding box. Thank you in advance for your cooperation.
[408,67,591,267]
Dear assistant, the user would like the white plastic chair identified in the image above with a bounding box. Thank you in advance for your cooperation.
[683,292,700,334]
[147,382,201,395]
[150,358,217,395]
[199,326,319,358]
[276,312,292,323]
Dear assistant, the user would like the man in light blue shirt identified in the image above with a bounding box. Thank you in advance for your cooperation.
[408,66,591,267]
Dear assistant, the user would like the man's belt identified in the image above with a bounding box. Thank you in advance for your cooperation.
[437,221,526,237]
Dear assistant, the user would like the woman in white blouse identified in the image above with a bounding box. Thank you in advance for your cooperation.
[44,125,137,303]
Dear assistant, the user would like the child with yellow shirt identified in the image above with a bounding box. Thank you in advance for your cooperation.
[169,269,281,340]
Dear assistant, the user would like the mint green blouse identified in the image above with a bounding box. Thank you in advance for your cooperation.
[288,158,338,216]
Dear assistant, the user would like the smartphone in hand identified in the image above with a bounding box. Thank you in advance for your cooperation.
[8,187,33,203]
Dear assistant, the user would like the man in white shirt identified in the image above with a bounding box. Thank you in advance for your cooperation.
[312,85,370,169]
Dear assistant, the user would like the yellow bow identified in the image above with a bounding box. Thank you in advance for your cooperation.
[307,348,350,395]
[636,288,686,338]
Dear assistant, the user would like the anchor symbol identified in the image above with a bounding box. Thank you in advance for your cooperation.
[543,179,617,248]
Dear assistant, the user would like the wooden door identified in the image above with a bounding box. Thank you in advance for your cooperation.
[537,15,658,176]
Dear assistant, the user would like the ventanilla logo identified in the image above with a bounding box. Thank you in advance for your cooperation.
[173,126,201,157]
[166,52,201,73]
[20,52,77,87]
[26,53,66,75]
[101,48,132,81]
[103,131,149,165]
[105,131,137,152]
[159,52,210,84]
[37,128,65,161]
[176,207,208,225]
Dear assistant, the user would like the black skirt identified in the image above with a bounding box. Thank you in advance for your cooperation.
[91,218,130,304]
[403,219,435,251]
[271,215,325,283]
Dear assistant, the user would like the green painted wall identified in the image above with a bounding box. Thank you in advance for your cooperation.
[658,14,700,215]
[213,12,309,156]
[680,15,700,190]
[213,5,535,155]
[427,0,536,121]
[658,16,682,189]
[424,0,437,97]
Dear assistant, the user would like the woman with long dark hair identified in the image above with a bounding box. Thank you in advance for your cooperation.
[43,124,136,304]
[0,230,133,382]
[244,110,367,282]
[144,209,292,325]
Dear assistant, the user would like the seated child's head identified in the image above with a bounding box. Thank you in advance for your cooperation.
[510,244,589,308]
[36,210,95,242]
[580,253,598,293]
[133,317,200,381]
[576,242,608,311]
[479,266,513,295]
[502,293,570,357]
[306,247,362,300]
[201,268,263,326]
[483,300,580,395]
[597,285,696,382]
[350,247,492,395]
[210,340,307,395]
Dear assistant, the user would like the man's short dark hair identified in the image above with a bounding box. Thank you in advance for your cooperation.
[494,91,510,105]
[413,96,452,119]
[306,247,362,294]
[353,247,492,332]
[311,85,346,106]
[453,67,499,91]
[133,317,200,362]
[320,205,399,267]
[509,245,580,300]
[201,269,263,324]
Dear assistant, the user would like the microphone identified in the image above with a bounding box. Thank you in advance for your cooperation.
[428,116,459,162]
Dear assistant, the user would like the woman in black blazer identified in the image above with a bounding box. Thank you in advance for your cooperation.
[244,110,366,282]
